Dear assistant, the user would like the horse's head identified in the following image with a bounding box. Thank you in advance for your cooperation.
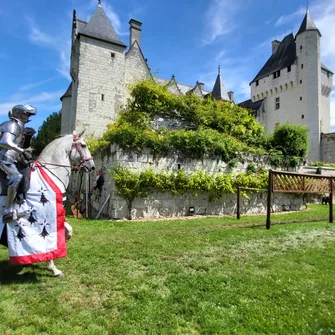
[70,130,95,172]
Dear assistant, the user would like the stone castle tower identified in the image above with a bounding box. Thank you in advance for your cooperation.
[240,10,333,161]
[60,2,233,138]
[60,3,151,137]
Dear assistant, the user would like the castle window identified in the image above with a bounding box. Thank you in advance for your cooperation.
[287,65,291,72]
[275,97,280,110]
[302,114,304,119]
[301,64,304,69]
[300,45,303,51]
[111,52,115,58]
[300,96,302,101]
[300,80,302,84]
[256,80,259,86]
[273,70,280,79]
[101,94,105,101]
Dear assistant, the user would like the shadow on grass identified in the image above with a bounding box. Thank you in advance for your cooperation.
[0,260,42,284]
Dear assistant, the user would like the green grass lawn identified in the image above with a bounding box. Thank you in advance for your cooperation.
[1,204,335,334]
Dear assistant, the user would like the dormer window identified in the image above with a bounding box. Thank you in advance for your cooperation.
[273,70,280,79]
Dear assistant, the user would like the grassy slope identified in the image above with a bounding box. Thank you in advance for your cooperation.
[0,204,335,335]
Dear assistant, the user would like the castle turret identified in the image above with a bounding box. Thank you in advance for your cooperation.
[295,9,322,161]
[212,65,230,101]
[62,1,127,136]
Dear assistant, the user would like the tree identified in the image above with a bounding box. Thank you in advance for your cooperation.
[271,123,308,158]
[31,111,61,156]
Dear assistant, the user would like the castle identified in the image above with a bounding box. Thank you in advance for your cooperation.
[61,3,333,162]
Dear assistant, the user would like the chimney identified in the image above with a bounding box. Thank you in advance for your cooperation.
[129,19,142,47]
[228,91,234,102]
[271,40,280,54]
[197,81,204,91]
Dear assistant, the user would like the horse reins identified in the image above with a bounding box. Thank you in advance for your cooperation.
[37,134,93,171]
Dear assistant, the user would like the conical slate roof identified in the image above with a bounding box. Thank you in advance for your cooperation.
[80,6,126,47]
[296,10,321,37]
[212,69,229,101]
[60,82,72,101]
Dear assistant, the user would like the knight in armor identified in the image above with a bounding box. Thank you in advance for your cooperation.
[0,104,37,223]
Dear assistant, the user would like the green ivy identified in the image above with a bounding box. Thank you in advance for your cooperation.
[109,166,268,214]
[89,80,308,169]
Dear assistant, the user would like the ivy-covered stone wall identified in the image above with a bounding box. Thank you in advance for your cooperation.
[68,144,304,220]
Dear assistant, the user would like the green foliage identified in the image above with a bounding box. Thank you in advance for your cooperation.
[271,123,308,158]
[246,163,257,174]
[90,81,308,168]
[31,111,61,156]
[109,167,268,203]
[93,80,269,158]
[309,161,335,168]
[1,206,335,335]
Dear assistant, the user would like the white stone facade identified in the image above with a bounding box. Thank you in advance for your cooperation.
[249,16,333,162]
[61,9,150,137]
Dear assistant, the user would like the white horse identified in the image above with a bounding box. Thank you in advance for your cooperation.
[0,131,95,277]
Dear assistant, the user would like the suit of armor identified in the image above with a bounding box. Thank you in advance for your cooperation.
[0,104,36,223]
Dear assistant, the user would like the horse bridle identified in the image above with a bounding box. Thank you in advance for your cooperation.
[69,134,93,170]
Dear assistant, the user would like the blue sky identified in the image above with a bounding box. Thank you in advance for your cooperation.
[0,0,334,132]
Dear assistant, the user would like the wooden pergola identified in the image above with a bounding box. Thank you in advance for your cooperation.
[266,170,334,229]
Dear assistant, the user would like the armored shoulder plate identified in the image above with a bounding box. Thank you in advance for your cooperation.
[0,120,23,138]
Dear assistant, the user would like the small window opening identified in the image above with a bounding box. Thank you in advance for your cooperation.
[111,52,115,58]
[101,94,105,101]
[273,70,280,79]
[177,164,181,170]
[256,80,259,86]
[300,80,302,84]
[300,96,302,101]
[287,65,291,72]
[301,64,304,69]
[300,45,303,51]
[302,114,304,119]
[275,97,280,110]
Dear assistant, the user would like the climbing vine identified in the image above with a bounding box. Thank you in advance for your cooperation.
[109,166,268,210]
[88,81,308,168]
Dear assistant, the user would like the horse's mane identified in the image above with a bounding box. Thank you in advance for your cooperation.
[37,134,72,161]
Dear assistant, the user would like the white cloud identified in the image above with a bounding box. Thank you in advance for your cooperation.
[56,41,71,81]
[275,7,305,27]
[25,17,71,81]
[26,17,53,46]
[19,77,59,92]
[202,0,240,44]
[0,90,63,117]
[215,50,226,63]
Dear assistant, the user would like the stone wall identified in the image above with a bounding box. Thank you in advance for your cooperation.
[68,144,305,220]
[321,132,335,163]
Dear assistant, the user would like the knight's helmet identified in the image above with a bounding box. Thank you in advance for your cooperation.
[9,104,37,123]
